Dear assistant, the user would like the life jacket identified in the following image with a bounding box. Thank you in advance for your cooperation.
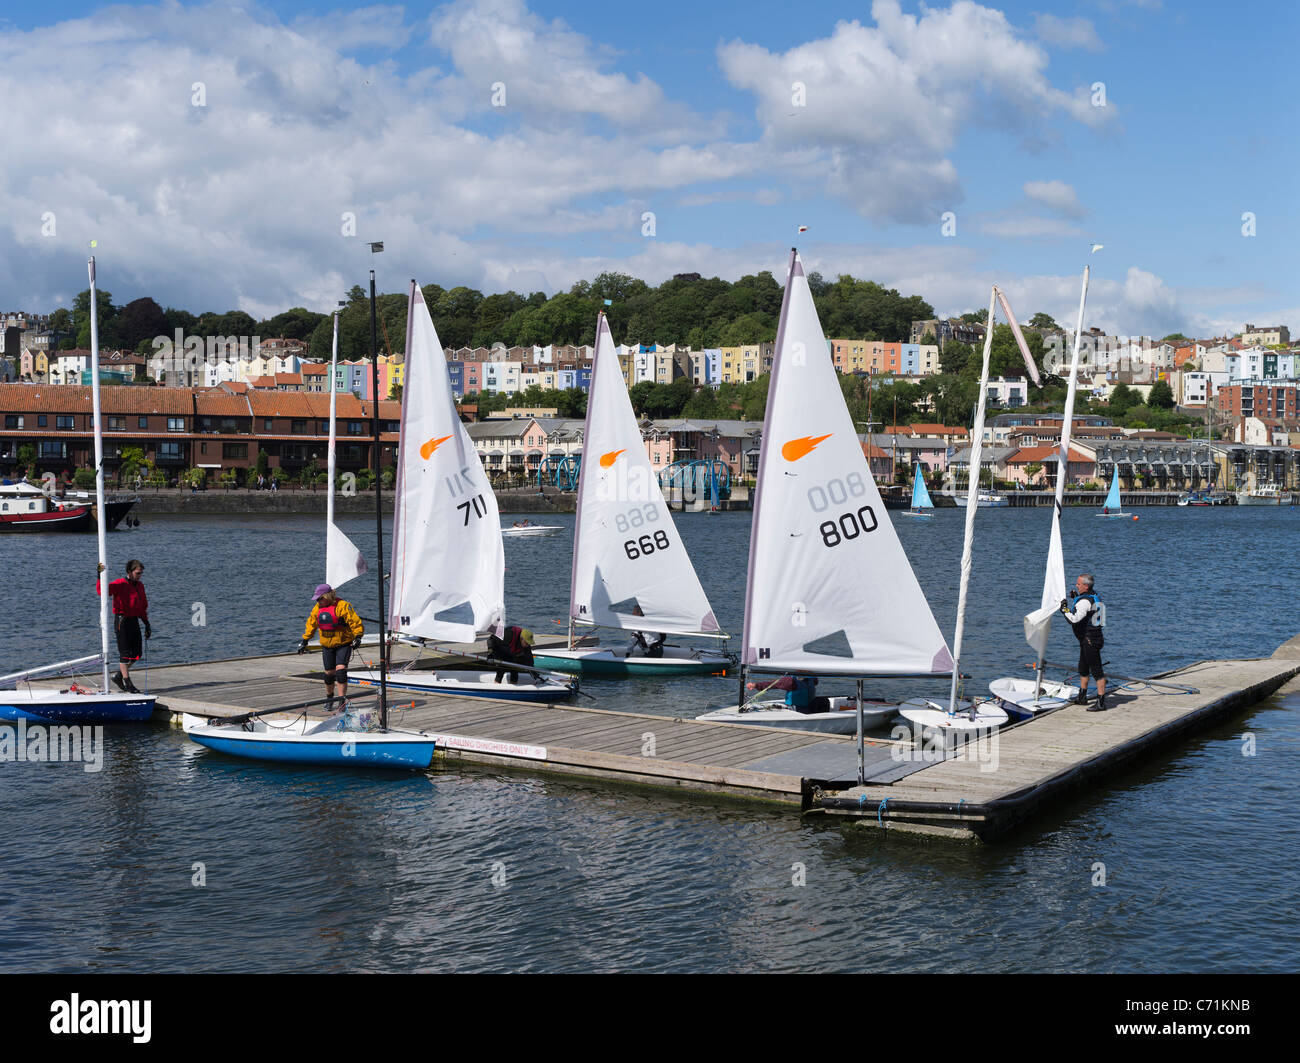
[317,604,344,634]
[1069,591,1106,636]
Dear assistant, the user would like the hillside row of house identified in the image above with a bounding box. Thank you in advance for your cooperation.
[2,382,1295,492]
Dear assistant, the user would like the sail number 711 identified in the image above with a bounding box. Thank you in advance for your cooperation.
[807,473,877,548]
[457,494,488,525]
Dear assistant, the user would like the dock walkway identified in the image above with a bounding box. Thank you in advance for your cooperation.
[118,634,1300,842]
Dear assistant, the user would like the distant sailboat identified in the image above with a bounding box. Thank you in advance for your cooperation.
[1,256,157,724]
[533,312,733,677]
[696,249,955,739]
[1096,467,1130,519]
[903,462,935,518]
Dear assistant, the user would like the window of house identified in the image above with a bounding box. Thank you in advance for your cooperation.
[56,415,73,429]
[37,415,48,427]
[223,443,247,459]
[168,417,185,431]
[264,419,273,431]
[139,416,148,429]
[5,415,22,429]
[291,419,307,434]
[107,416,125,430]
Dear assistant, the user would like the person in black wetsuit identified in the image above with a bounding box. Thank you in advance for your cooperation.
[487,625,535,684]
[1061,573,1108,711]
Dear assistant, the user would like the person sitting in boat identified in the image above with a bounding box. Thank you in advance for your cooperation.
[749,675,821,714]
[486,625,535,684]
[626,630,666,658]
[298,584,365,712]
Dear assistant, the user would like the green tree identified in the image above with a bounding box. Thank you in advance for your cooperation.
[1148,380,1175,408]
[1108,383,1139,414]
[939,339,974,376]
[72,288,120,349]
[117,297,169,352]
[1029,313,1060,330]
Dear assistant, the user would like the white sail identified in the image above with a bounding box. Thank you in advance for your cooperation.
[1025,265,1090,657]
[326,310,367,590]
[741,250,953,677]
[568,313,721,638]
[388,283,504,643]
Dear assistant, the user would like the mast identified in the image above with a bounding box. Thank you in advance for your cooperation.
[368,268,389,728]
[327,311,339,558]
[947,286,997,715]
[88,257,110,693]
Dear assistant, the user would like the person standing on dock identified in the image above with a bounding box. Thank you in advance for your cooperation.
[1061,573,1108,711]
[298,584,364,711]
[96,559,150,693]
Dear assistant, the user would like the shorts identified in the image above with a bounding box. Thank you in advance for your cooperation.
[322,643,353,673]
[1077,635,1105,679]
[115,616,142,663]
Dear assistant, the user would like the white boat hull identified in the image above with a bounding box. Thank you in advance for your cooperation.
[988,676,1079,717]
[696,696,896,734]
[532,646,734,677]
[351,668,574,702]
[501,525,563,537]
[896,697,1007,735]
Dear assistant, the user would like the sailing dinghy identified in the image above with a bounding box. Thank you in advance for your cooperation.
[349,282,575,702]
[185,269,437,768]
[2,257,157,724]
[898,284,1019,739]
[530,312,733,678]
[695,249,955,740]
[902,462,935,518]
[988,267,1094,719]
[325,310,367,589]
[1096,467,1130,519]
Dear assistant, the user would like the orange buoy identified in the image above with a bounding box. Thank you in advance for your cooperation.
[1132,515,1139,521]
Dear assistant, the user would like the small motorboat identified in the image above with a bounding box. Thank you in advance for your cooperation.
[502,520,563,537]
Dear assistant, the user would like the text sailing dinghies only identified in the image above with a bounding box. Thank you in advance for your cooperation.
[1,257,156,724]
[350,282,574,702]
[184,268,437,769]
[530,311,733,678]
[696,249,955,737]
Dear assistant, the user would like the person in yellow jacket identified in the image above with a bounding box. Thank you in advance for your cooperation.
[298,583,365,710]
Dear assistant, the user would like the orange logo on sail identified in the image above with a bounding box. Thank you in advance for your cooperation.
[419,435,453,460]
[599,449,626,468]
[781,434,831,462]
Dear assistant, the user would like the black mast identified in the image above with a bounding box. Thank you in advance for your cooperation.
[367,260,389,729]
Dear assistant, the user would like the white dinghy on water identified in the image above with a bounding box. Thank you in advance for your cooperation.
[1,257,157,725]
[185,268,437,769]
[696,249,955,751]
[988,265,1095,719]
[349,282,575,703]
[530,311,733,678]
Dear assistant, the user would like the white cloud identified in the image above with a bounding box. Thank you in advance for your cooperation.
[716,0,1112,223]
[1033,14,1104,51]
[1023,180,1087,218]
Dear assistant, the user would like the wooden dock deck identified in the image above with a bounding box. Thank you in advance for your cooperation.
[103,634,1300,842]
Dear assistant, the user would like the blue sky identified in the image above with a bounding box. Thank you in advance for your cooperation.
[0,0,1294,339]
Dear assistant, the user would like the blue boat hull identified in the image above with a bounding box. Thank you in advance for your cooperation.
[188,731,437,769]
[0,695,156,724]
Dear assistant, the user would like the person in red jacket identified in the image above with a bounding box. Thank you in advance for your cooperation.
[96,559,151,693]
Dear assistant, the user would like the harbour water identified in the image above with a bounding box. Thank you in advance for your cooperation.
[3,506,1298,972]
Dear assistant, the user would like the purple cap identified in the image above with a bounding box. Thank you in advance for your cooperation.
[312,583,333,601]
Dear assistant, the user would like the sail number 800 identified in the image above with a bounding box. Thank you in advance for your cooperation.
[807,474,877,548]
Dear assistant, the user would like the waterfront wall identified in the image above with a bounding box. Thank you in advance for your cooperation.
[128,486,579,515]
